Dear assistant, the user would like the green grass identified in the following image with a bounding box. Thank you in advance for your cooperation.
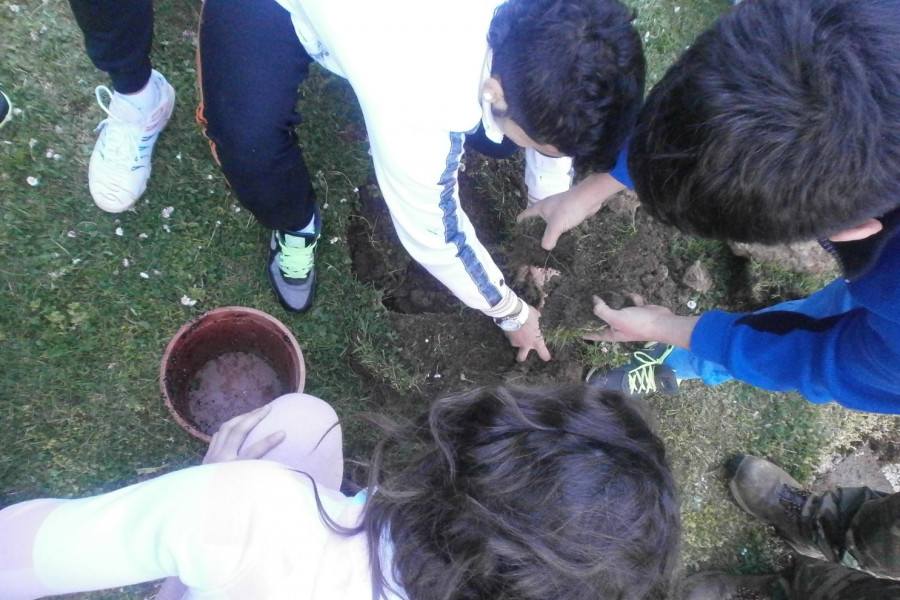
[2,1,899,598]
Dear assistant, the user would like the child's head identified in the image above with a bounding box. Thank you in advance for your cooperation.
[363,384,680,600]
[628,0,900,244]
[487,0,645,173]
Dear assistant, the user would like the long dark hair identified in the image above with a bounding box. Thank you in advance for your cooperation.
[345,384,680,600]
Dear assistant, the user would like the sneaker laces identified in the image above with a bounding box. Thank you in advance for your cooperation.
[93,86,142,170]
[278,234,317,279]
[624,345,675,395]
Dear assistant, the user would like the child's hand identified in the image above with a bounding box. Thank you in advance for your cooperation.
[585,293,699,350]
[203,404,286,464]
[517,173,625,250]
[505,304,552,362]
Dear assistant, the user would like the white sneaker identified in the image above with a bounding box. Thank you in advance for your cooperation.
[88,70,175,213]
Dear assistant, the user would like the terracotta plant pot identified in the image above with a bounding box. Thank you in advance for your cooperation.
[160,306,305,442]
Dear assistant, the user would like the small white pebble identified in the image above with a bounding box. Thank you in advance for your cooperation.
[686,300,697,310]
[115,227,124,236]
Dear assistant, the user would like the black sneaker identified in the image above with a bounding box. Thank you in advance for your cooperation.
[586,343,679,399]
[0,91,11,129]
[267,208,320,313]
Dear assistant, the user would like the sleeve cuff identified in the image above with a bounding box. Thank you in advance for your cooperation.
[481,289,521,318]
[608,140,634,189]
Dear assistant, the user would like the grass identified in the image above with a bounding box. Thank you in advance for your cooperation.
[2,0,899,598]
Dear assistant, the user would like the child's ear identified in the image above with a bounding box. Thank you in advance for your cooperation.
[828,218,883,242]
[482,78,508,111]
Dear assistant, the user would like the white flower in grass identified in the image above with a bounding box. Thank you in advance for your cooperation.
[233,205,241,213]
[67,231,77,238]
[180,295,198,307]
[138,233,148,239]
[161,206,175,219]
[122,258,130,267]
[72,258,82,265]
[140,272,149,279]
[115,227,124,236]
[163,224,171,233]
[329,237,340,244]
[26,176,39,187]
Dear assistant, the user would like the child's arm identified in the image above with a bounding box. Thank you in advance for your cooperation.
[517,173,627,250]
[518,142,632,250]
[588,291,900,412]
[585,294,698,350]
[689,306,900,411]
[0,462,341,600]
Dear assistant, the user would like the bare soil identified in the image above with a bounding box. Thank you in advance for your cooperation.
[344,153,752,410]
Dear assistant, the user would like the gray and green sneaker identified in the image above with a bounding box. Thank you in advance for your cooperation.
[586,343,679,399]
[267,209,320,313]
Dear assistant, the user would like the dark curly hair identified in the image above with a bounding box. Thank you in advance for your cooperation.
[352,384,680,600]
[628,0,900,243]
[488,0,645,173]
